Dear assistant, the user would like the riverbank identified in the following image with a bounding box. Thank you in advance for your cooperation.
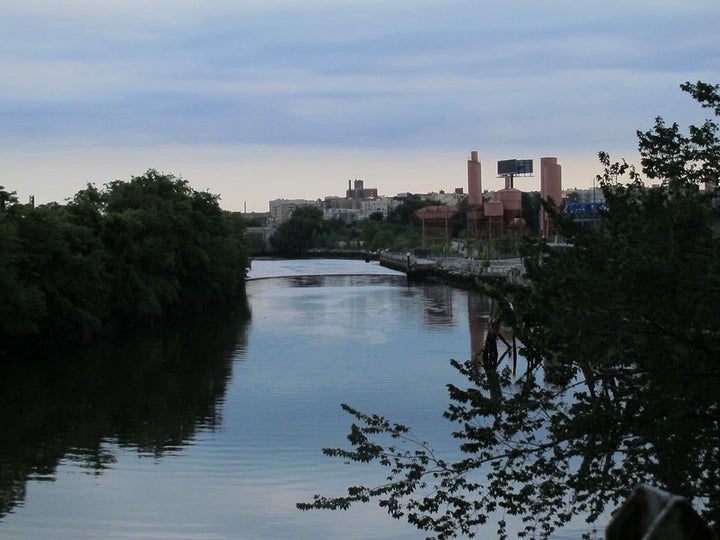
[250,251,526,288]
[378,252,525,287]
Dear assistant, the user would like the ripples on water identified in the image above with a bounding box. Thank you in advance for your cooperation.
[0,259,595,539]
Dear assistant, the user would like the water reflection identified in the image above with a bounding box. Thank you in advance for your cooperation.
[414,282,498,362]
[421,283,456,328]
[0,301,250,519]
[2,263,555,539]
[468,292,492,361]
[289,275,325,288]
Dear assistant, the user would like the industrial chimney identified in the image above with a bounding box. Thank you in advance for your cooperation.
[540,157,563,236]
[467,151,482,207]
[540,157,562,205]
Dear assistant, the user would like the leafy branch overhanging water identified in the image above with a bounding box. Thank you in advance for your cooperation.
[298,81,720,539]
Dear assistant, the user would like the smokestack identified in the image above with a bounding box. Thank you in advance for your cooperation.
[540,157,563,237]
[540,157,562,205]
[467,151,482,207]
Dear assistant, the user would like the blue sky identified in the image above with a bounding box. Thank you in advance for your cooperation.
[1,0,718,212]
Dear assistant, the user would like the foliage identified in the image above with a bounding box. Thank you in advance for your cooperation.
[269,197,442,255]
[298,81,720,538]
[0,187,18,211]
[270,205,324,255]
[0,171,250,355]
[387,195,440,225]
[451,196,468,238]
[520,191,541,235]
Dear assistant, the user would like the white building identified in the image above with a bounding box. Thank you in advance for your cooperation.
[422,190,465,207]
[360,196,396,219]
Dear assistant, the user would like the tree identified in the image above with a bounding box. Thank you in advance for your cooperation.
[298,82,720,538]
[451,195,468,238]
[520,191,541,235]
[14,202,110,342]
[0,186,18,211]
[99,170,249,322]
[0,170,250,355]
[387,195,439,225]
[0,194,47,340]
[270,205,324,255]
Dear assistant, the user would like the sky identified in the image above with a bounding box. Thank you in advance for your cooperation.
[1,1,719,213]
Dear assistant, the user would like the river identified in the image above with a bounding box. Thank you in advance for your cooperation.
[0,258,593,539]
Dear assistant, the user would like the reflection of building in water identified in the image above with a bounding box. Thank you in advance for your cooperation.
[421,284,455,328]
[419,286,517,372]
[468,292,517,373]
[468,292,492,361]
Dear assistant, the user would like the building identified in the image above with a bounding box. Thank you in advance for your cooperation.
[360,196,399,219]
[563,202,608,226]
[416,205,459,248]
[421,190,465,207]
[268,198,322,224]
[246,225,277,253]
[346,179,378,201]
[241,211,271,226]
[324,207,362,221]
[540,157,562,237]
[566,187,605,204]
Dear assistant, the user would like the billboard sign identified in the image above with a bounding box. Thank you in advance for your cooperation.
[498,159,533,176]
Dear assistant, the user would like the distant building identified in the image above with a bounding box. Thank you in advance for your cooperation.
[566,187,605,204]
[324,207,361,221]
[360,196,395,218]
[564,202,608,227]
[241,212,270,226]
[246,225,277,253]
[266,173,468,225]
[346,179,378,201]
[268,198,322,224]
[324,196,355,211]
[429,190,465,207]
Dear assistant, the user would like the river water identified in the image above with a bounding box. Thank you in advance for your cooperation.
[0,259,593,539]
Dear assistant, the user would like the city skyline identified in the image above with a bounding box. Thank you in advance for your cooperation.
[1,1,718,212]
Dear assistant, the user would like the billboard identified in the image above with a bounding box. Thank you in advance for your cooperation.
[498,159,533,176]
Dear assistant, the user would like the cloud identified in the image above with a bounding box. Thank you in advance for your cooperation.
[0,0,718,211]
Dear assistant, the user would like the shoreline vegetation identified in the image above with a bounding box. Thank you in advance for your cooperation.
[0,170,250,358]
[297,81,720,538]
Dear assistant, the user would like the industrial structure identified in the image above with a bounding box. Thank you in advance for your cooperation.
[464,151,564,248]
[539,157,563,237]
[345,179,378,201]
[263,151,566,254]
[416,205,458,248]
